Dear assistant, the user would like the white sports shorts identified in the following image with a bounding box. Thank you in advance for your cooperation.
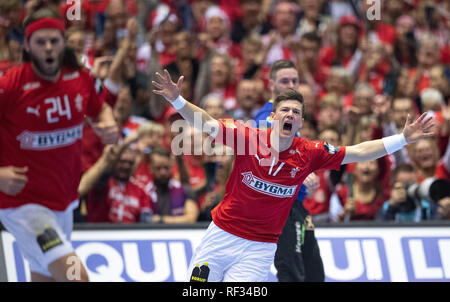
[0,201,78,277]
[187,221,277,282]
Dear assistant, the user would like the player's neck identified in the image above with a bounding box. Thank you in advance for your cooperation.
[270,130,293,152]
[31,63,61,82]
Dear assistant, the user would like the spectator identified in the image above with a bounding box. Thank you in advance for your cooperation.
[164,31,200,102]
[200,93,227,120]
[303,126,343,222]
[412,34,442,93]
[358,41,390,94]
[376,164,433,222]
[132,121,165,189]
[413,0,448,50]
[198,5,240,59]
[0,0,23,61]
[336,160,387,221]
[65,26,90,69]
[231,0,270,43]
[429,65,450,103]
[394,67,418,100]
[188,0,216,34]
[393,15,418,68]
[79,138,151,223]
[351,82,376,117]
[321,66,353,103]
[317,93,343,133]
[296,0,333,41]
[232,78,262,121]
[0,28,23,76]
[92,17,118,58]
[319,14,363,79]
[301,112,319,141]
[147,3,179,67]
[294,31,327,92]
[261,1,299,66]
[408,137,441,182]
[298,83,317,116]
[420,88,444,113]
[235,33,274,82]
[146,146,199,224]
[195,52,236,109]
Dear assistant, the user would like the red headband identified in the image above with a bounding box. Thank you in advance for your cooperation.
[25,17,65,39]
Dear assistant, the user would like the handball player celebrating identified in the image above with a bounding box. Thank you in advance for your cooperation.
[153,69,434,282]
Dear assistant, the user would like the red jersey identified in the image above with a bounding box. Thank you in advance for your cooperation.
[211,119,346,242]
[0,63,107,210]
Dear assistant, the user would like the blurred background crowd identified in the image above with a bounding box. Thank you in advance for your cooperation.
[1,0,449,224]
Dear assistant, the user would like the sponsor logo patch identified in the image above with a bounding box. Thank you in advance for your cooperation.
[241,172,297,198]
[16,124,83,150]
[190,263,210,282]
[37,227,63,253]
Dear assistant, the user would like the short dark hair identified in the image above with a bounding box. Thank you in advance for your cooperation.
[301,31,321,46]
[273,88,304,114]
[150,146,171,159]
[269,60,296,80]
[391,164,415,184]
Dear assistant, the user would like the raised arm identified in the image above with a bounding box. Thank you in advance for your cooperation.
[152,70,220,137]
[342,112,435,165]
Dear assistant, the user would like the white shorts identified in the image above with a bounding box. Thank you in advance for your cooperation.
[0,201,78,277]
[187,221,277,282]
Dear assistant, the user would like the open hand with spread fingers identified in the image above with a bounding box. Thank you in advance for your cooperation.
[402,112,436,144]
[152,69,184,102]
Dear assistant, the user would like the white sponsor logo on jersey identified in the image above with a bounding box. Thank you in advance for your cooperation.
[22,82,41,91]
[62,71,80,81]
[26,105,40,117]
[241,171,297,198]
[16,124,83,150]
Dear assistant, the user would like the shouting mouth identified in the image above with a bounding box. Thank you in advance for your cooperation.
[281,121,293,135]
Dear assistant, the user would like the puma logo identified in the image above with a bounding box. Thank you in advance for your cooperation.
[26,105,40,117]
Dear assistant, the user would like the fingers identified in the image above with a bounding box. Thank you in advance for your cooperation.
[13,166,28,174]
[152,80,163,89]
[415,112,428,123]
[177,76,184,91]
[404,114,412,127]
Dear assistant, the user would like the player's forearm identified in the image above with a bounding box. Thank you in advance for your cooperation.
[342,139,388,164]
[342,133,408,164]
[174,98,219,136]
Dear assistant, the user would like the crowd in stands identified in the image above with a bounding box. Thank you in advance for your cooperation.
[1,0,449,224]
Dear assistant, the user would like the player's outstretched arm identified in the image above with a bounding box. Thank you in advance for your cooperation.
[342,112,435,165]
[152,70,220,137]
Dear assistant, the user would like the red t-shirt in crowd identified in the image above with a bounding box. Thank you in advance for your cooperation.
[336,184,386,221]
[211,119,346,243]
[0,63,107,211]
[87,176,151,223]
